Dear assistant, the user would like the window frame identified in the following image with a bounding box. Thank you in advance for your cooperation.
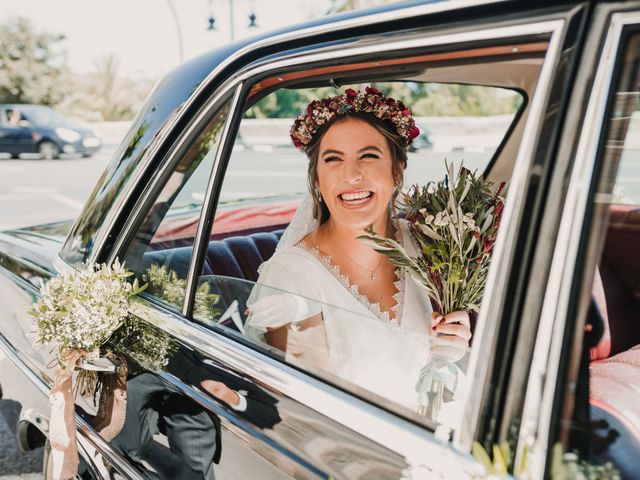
[516,8,640,479]
[101,13,569,467]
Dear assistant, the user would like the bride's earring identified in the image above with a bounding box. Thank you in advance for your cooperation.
[316,189,323,203]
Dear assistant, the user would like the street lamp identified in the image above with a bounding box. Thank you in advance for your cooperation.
[165,0,184,63]
[207,0,258,41]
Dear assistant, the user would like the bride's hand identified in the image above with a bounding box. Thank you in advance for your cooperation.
[430,311,472,362]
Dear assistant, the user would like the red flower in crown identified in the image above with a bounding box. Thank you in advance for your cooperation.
[289,87,420,152]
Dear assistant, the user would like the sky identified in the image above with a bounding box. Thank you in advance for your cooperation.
[0,0,336,78]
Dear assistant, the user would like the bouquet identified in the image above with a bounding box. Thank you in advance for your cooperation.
[31,259,182,479]
[360,161,505,315]
[359,162,505,421]
[33,259,147,393]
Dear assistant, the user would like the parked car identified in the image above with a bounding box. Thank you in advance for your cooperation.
[0,104,102,159]
[1,1,640,478]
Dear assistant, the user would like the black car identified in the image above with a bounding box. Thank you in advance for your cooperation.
[0,104,102,159]
[1,1,640,479]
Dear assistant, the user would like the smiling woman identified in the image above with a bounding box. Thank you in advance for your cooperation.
[240,87,472,424]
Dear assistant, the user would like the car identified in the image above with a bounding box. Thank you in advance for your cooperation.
[0,104,102,159]
[1,1,640,478]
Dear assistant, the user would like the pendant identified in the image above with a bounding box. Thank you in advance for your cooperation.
[371,272,375,281]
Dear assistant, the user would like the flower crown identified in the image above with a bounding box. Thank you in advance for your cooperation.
[290,86,420,152]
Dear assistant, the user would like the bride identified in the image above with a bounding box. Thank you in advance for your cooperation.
[246,87,471,415]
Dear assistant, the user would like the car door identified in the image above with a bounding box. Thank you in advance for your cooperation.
[512,2,640,478]
[77,3,593,479]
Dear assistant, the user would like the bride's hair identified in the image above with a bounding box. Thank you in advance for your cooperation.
[305,112,408,223]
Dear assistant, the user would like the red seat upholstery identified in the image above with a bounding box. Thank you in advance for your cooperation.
[590,345,640,442]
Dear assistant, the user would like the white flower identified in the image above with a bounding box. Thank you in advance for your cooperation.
[433,211,449,227]
[426,182,436,194]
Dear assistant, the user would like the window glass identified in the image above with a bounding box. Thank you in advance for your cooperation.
[565,31,640,478]
[189,65,530,431]
[123,99,230,313]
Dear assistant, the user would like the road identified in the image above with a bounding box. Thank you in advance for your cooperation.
[0,147,116,478]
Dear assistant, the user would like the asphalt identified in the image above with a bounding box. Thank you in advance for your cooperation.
[0,352,43,477]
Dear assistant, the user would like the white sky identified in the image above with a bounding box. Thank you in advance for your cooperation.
[0,0,336,78]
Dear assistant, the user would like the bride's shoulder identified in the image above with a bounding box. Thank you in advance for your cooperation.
[258,244,321,274]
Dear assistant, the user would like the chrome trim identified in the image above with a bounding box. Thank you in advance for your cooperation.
[129,296,480,477]
[106,86,238,265]
[19,408,49,436]
[515,11,640,478]
[454,20,565,450]
[0,333,145,479]
[80,0,505,265]
[236,21,560,82]
[87,107,182,266]
[183,84,244,317]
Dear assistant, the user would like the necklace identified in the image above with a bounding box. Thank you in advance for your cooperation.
[340,252,385,280]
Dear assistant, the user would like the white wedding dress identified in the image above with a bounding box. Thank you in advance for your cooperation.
[245,196,465,419]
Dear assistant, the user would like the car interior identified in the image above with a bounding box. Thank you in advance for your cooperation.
[124,37,640,466]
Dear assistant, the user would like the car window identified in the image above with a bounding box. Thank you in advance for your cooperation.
[121,99,231,314]
[175,40,545,434]
[563,29,640,478]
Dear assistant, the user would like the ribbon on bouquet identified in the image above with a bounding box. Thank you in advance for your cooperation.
[49,349,85,480]
[89,352,128,441]
[48,349,128,480]
[415,358,463,421]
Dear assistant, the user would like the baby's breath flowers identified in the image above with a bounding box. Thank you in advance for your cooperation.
[33,259,144,363]
[32,259,146,395]
[360,161,505,316]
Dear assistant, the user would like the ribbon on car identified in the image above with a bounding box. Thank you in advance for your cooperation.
[49,348,85,480]
[49,350,129,480]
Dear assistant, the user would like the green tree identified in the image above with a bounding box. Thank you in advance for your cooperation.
[57,53,155,121]
[0,17,68,105]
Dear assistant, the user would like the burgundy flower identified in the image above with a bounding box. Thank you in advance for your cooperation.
[483,238,494,253]
[473,231,480,239]
[408,125,420,140]
[306,102,315,116]
[401,108,411,116]
[365,86,381,95]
